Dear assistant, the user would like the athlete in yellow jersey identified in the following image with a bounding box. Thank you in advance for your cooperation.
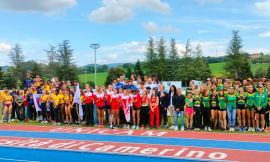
[59,90,65,122]
[53,90,62,125]
[40,90,49,123]
[1,91,13,122]
[64,91,72,124]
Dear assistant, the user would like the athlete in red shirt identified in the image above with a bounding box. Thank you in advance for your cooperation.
[94,88,105,127]
[111,88,121,127]
[132,90,141,129]
[150,89,160,128]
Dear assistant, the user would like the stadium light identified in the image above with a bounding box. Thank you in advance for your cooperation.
[90,43,101,87]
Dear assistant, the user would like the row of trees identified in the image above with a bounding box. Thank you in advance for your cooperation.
[0,40,79,89]
[144,37,211,82]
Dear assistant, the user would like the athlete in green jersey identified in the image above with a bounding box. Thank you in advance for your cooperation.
[237,87,246,132]
[245,85,255,132]
[218,90,227,130]
[254,85,268,132]
[226,87,237,131]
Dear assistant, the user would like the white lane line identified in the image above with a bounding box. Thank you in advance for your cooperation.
[0,158,39,162]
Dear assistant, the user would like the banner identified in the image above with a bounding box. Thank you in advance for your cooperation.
[162,81,182,93]
[73,84,83,120]
[121,100,130,122]
[33,94,42,112]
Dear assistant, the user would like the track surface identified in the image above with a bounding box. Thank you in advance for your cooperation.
[0,124,269,162]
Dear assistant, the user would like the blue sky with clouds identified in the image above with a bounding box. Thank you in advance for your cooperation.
[0,0,270,66]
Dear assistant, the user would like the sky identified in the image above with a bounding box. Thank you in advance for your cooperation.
[0,0,270,66]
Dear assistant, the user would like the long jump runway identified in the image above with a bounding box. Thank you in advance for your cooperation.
[0,125,269,162]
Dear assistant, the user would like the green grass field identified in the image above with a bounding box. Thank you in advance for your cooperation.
[79,63,269,85]
[79,72,107,86]
[209,62,269,77]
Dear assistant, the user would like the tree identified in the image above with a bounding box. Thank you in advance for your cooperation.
[145,37,158,76]
[9,43,26,89]
[193,44,211,80]
[166,38,179,81]
[46,45,58,78]
[267,64,270,78]
[0,66,4,88]
[31,62,42,77]
[224,31,251,79]
[156,37,166,80]
[134,60,144,79]
[178,39,195,82]
[125,66,132,80]
[105,67,125,86]
[56,40,79,81]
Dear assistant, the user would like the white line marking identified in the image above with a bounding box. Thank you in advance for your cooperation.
[0,158,39,162]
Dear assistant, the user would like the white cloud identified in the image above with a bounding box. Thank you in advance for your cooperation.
[255,0,270,17]
[89,0,171,23]
[258,31,270,37]
[0,0,77,14]
[196,0,224,5]
[0,42,12,54]
[197,30,210,34]
[142,21,179,34]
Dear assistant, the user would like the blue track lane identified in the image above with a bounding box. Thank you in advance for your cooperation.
[0,130,269,152]
[0,147,200,162]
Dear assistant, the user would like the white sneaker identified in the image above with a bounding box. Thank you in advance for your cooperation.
[45,121,48,124]
[208,127,212,131]
[248,127,252,131]
[252,128,255,132]
[181,126,184,131]
[204,126,207,131]
[174,126,179,131]
[231,128,235,132]
[169,125,175,130]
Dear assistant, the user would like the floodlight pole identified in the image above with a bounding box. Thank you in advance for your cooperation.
[90,43,101,87]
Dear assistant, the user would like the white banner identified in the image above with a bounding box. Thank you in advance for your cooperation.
[33,94,42,112]
[73,84,83,120]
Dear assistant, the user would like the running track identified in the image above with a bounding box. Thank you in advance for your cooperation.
[0,124,269,162]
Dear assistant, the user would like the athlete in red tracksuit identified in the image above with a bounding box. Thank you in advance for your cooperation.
[150,89,160,128]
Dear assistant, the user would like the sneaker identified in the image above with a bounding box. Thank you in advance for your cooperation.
[248,127,252,131]
[126,125,130,129]
[252,128,255,132]
[261,129,265,132]
[136,125,140,129]
[45,121,48,124]
[181,126,184,131]
[231,127,235,132]
[204,126,207,131]
[132,125,136,129]
[169,125,175,130]
[208,127,212,131]
[174,126,179,131]
[57,123,61,126]
[53,122,57,126]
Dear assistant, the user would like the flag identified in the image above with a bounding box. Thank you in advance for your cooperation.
[33,94,42,112]
[73,84,83,120]
[121,99,130,122]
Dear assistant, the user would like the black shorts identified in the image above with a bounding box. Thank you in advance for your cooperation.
[132,106,140,111]
[237,104,245,110]
[255,108,266,114]
[211,107,219,110]
[106,105,111,110]
[219,109,226,112]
